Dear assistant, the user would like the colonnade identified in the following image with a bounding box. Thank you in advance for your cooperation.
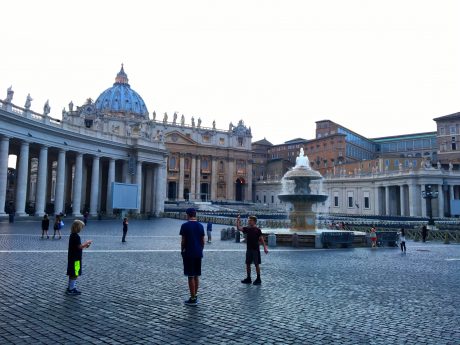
[375,183,456,218]
[0,136,166,217]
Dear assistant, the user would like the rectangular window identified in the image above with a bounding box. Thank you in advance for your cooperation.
[440,127,445,135]
[219,138,225,145]
[333,192,339,207]
[452,143,457,151]
[363,191,370,209]
[450,126,456,135]
[271,195,274,203]
[347,191,353,208]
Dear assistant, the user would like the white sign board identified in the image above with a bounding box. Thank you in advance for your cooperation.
[112,183,139,209]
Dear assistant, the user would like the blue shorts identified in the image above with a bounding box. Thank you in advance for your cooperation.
[183,257,202,277]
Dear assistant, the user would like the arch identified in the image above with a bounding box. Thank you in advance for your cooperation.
[235,177,245,202]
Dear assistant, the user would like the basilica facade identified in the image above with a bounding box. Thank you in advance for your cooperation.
[0,66,253,217]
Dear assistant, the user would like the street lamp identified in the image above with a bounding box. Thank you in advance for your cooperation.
[421,185,438,226]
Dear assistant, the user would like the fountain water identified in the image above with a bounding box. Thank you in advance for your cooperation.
[278,148,328,231]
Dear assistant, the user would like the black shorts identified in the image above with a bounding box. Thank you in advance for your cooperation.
[245,250,261,265]
[183,257,202,277]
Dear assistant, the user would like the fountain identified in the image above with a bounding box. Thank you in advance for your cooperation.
[265,148,367,247]
[278,148,328,231]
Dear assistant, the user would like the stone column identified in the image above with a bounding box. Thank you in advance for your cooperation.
[135,161,142,213]
[15,142,30,216]
[211,158,218,201]
[408,183,417,217]
[449,185,454,201]
[195,156,201,200]
[246,161,253,202]
[438,185,444,218]
[374,186,380,216]
[190,157,196,201]
[154,162,166,216]
[178,155,185,201]
[89,156,100,216]
[399,185,405,216]
[72,153,83,216]
[54,149,66,215]
[144,166,153,213]
[227,159,235,201]
[106,158,115,215]
[35,145,49,216]
[0,137,10,216]
[385,185,390,216]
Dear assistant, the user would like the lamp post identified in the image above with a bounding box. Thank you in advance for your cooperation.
[421,185,438,226]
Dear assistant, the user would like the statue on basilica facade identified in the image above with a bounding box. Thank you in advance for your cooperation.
[449,162,453,171]
[437,161,442,170]
[212,120,216,129]
[5,86,14,103]
[181,114,185,126]
[229,122,233,131]
[163,112,168,123]
[191,116,195,128]
[152,111,156,121]
[69,101,74,112]
[197,117,201,128]
[24,94,33,110]
[43,100,51,116]
[173,112,178,124]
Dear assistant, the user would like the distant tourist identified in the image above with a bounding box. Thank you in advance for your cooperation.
[421,225,428,242]
[236,215,268,285]
[122,217,128,243]
[399,228,407,253]
[370,226,377,248]
[66,220,93,295]
[206,221,212,244]
[83,211,89,225]
[53,215,63,240]
[41,214,50,239]
[180,208,205,306]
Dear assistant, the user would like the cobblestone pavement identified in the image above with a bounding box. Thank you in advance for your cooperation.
[0,218,459,344]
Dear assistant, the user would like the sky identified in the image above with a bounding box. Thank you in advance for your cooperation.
[1,0,459,145]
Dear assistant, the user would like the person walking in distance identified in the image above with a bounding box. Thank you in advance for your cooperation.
[370,226,377,248]
[236,215,268,285]
[180,208,205,306]
[399,228,407,253]
[206,221,212,244]
[41,214,50,239]
[53,215,63,240]
[421,225,428,243]
[122,217,128,243]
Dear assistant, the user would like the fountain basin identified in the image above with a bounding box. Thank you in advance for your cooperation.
[278,194,328,203]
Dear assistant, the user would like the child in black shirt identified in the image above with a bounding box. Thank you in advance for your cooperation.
[66,220,92,295]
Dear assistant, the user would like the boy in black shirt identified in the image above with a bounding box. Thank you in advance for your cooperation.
[236,215,268,285]
[67,220,92,295]
[41,214,50,239]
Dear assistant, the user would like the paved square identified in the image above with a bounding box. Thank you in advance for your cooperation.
[0,218,459,344]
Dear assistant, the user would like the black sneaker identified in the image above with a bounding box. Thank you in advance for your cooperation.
[241,277,252,284]
[66,288,81,295]
[184,297,197,306]
[253,278,261,285]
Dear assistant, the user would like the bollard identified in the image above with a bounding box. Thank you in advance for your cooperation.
[268,233,276,247]
[227,228,232,239]
[235,230,240,243]
[221,228,227,241]
[292,233,299,247]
